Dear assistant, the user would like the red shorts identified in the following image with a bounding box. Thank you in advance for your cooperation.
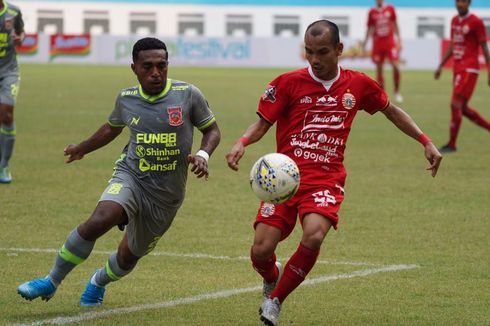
[371,40,399,64]
[253,182,345,240]
[452,70,478,100]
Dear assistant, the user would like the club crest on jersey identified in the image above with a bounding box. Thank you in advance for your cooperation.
[342,93,356,110]
[167,106,183,126]
[262,85,277,103]
[462,24,469,34]
[260,203,276,217]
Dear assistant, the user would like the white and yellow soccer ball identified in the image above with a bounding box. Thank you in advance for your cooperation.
[249,153,300,204]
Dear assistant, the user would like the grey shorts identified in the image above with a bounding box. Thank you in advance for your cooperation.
[0,73,20,106]
[99,170,179,257]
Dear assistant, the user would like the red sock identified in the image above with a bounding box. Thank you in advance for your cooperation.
[449,105,463,148]
[251,248,278,283]
[270,243,319,303]
[393,68,400,93]
[463,107,490,131]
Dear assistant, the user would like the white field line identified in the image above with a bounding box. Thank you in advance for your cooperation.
[0,247,381,267]
[11,264,418,326]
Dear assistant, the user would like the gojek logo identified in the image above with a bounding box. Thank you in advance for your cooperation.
[139,158,178,172]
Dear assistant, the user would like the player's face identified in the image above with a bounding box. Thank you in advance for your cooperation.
[304,31,343,80]
[132,49,168,95]
[376,0,384,7]
[456,0,470,16]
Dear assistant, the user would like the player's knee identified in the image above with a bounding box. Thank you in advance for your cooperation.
[301,231,326,249]
[251,242,275,261]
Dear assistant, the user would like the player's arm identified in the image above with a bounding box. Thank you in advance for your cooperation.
[226,117,272,171]
[382,103,442,177]
[13,10,25,46]
[188,121,221,179]
[362,26,374,53]
[434,43,453,80]
[480,40,490,86]
[394,20,401,50]
[64,123,124,163]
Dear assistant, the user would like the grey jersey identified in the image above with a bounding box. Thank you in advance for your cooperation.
[0,2,23,75]
[108,79,216,207]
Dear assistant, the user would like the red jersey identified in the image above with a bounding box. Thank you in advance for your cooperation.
[450,13,488,72]
[367,4,397,45]
[257,67,389,187]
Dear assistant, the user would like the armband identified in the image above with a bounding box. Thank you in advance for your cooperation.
[417,133,432,146]
[195,150,209,162]
[239,136,249,146]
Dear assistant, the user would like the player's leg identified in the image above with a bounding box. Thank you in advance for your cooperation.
[441,72,476,152]
[252,222,283,298]
[460,73,490,131]
[389,46,402,103]
[269,213,331,303]
[17,201,126,301]
[80,233,139,306]
[0,75,20,183]
[375,62,384,89]
[80,197,178,306]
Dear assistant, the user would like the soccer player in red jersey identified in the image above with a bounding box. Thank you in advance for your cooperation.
[434,0,490,153]
[363,0,403,103]
[226,20,442,326]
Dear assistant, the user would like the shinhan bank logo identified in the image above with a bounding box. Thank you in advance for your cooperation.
[131,116,140,126]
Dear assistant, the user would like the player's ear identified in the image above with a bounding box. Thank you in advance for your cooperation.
[337,42,344,56]
[131,63,136,74]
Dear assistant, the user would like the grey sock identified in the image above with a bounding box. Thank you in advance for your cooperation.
[49,227,95,286]
[93,253,133,287]
[0,123,15,168]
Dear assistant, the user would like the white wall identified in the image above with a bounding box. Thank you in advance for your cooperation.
[18,1,490,40]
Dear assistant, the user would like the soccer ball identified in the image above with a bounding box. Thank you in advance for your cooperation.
[249,153,300,204]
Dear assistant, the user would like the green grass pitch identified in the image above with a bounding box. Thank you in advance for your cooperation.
[0,64,489,325]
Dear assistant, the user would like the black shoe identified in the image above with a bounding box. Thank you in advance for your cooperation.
[439,144,456,153]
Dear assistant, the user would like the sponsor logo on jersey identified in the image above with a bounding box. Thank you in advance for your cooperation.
[301,110,347,132]
[260,203,276,217]
[130,116,140,126]
[262,85,276,103]
[312,189,337,208]
[342,93,356,110]
[167,106,183,126]
[300,96,312,104]
[316,95,337,107]
[139,158,178,172]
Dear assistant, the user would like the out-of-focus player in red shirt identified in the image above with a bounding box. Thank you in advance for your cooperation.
[434,0,490,153]
[226,20,442,326]
[363,0,403,103]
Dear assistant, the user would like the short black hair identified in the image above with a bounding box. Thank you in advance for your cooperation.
[305,20,340,45]
[132,37,168,62]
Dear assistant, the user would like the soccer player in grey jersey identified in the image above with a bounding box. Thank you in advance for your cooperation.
[17,37,221,306]
[0,0,24,183]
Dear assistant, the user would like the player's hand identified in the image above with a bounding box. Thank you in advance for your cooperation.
[424,143,443,177]
[12,33,23,47]
[64,144,84,163]
[225,142,245,171]
[434,67,442,80]
[187,154,209,180]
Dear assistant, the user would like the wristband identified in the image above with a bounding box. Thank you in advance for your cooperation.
[239,136,249,146]
[417,133,432,146]
[195,150,209,162]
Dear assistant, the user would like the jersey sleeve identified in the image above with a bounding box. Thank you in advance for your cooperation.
[190,85,216,131]
[257,74,289,124]
[107,94,126,127]
[358,74,389,115]
[14,9,24,34]
[475,17,488,43]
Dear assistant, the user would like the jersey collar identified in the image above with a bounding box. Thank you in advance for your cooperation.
[139,78,172,102]
[0,3,9,16]
[308,65,341,92]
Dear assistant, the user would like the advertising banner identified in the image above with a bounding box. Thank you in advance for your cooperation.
[18,34,441,70]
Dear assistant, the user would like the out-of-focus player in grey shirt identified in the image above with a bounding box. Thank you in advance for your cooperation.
[0,0,24,183]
